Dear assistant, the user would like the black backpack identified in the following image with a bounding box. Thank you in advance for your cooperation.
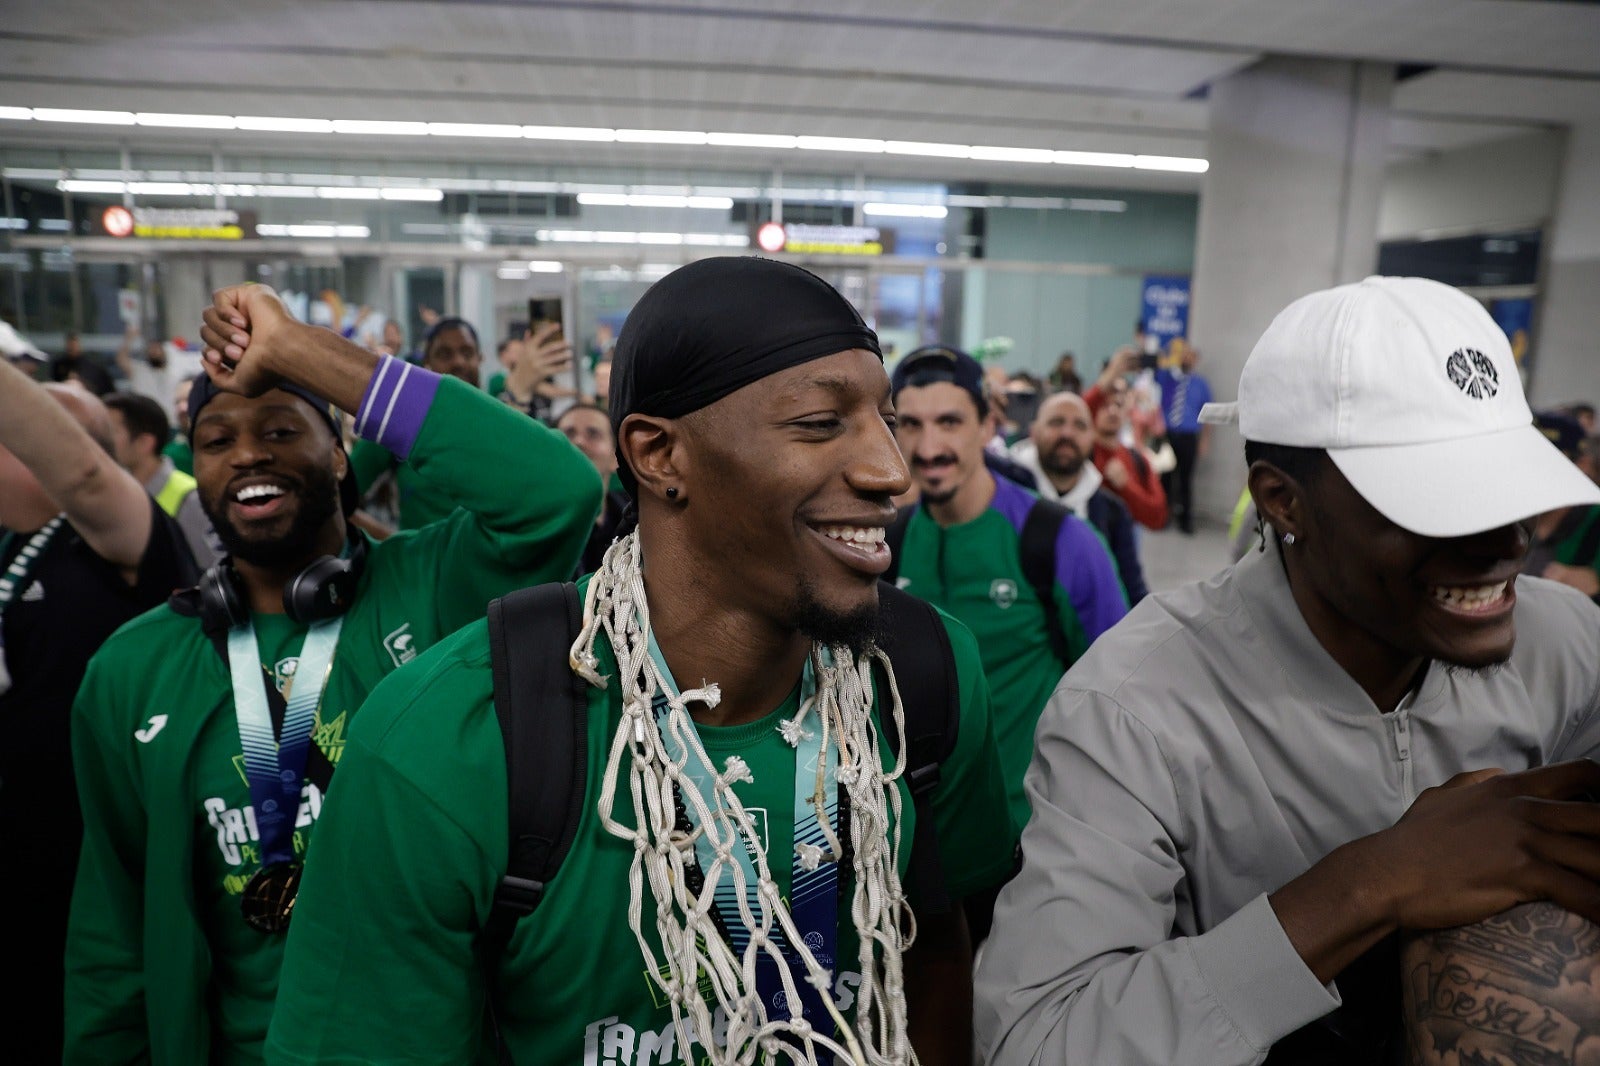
[882,499,1073,667]
[480,579,962,953]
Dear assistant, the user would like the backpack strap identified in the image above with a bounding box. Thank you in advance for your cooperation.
[482,581,587,951]
[881,505,914,585]
[1019,498,1073,667]
[874,581,960,914]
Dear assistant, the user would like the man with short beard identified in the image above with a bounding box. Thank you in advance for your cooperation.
[266,257,1016,1064]
[890,346,1127,850]
[1013,390,1148,604]
[978,277,1600,1066]
[0,365,197,1066]
[65,283,602,1065]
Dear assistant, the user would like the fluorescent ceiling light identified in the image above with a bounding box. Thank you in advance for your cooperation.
[1134,155,1209,173]
[614,129,709,145]
[136,112,236,130]
[426,122,522,138]
[257,223,371,238]
[1068,198,1128,212]
[497,267,531,279]
[862,202,948,219]
[38,219,71,232]
[379,187,444,201]
[253,185,319,198]
[969,146,1056,164]
[706,132,797,149]
[682,234,750,247]
[523,125,615,141]
[332,119,429,136]
[58,179,127,194]
[316,186,383,200]
[33,108,135,125]
[575,192,733,210]
[0,107,31,121]
[795,136,886,154]
[128,181,214,195]
[536,229,746,247]
[635,232,685,245]
[1054,150,1136,168]
[885,141,971,159]
[528,260,564,272]
[0,217,28,230]
[236,115,336,133]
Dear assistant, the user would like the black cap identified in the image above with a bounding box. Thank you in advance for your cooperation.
[889,345,989,416]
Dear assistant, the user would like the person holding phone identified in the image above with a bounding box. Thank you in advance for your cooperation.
[1153,338,1213,534]
[498,319,577,421]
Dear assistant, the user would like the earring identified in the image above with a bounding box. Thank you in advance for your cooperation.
[1281,532,1296,546]
[665,487,679,500]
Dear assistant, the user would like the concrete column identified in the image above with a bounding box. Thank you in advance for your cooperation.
[1188,56,1395,524]
[1529,123,1600,409]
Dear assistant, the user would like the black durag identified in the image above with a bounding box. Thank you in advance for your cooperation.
[610,257,881,497]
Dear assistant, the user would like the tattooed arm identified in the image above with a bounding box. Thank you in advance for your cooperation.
[1402,902,1600,1066]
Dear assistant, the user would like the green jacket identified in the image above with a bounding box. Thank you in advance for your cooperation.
[265,586,1018,1063]
[65,375,602,1065]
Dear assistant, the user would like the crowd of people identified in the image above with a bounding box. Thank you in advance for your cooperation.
[1,261,1597,1065]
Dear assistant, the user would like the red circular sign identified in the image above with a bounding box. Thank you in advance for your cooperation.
[102,205,134,238]
[756,221,786,253]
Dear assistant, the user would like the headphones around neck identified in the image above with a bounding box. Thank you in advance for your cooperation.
[196,532,369,634]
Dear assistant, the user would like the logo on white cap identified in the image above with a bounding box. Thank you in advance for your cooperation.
[1445,348,1499,400]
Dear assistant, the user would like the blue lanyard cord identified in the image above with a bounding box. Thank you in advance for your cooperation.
[646,632,841,1035]
[226,616,344,867]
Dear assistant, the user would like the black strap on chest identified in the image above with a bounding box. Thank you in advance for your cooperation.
[482,581,587,951]
[483,579,961,948]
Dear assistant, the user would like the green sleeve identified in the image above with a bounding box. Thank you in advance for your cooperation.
[923,611,1022,902]
[486,371,507,401]
[348,437,397,495]
[267,637,501,1064]
[374,378,603,635]
[64,654,151,1063]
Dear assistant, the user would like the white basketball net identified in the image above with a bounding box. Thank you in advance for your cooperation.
[572,530,917,1065]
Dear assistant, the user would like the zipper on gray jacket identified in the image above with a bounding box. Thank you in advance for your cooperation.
[1388,710,1415,805]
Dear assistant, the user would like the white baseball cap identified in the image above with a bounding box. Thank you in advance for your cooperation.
[1200,276,1600,537]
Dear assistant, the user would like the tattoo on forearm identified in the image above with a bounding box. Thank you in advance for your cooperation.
[1403,903,1600,1066]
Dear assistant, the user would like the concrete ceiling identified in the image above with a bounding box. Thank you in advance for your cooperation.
[2,0,1596,189]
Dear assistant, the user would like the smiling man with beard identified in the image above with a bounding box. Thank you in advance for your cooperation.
[1013,390,1148,605]
[265,257,1016,1065]
[977,276,1600,1066]
[64,283,601,1065]
[888,347,1127,862]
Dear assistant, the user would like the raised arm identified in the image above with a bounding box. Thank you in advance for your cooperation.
[0,357,153,572]
[1401,903,1600,1066]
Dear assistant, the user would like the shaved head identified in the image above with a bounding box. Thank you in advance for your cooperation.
[1034,390,1089,428]
[43,382,116,455]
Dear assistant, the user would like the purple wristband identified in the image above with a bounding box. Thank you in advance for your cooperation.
[354,356,442,460]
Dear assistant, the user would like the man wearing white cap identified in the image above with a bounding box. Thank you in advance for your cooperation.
[976,276,1600,1066]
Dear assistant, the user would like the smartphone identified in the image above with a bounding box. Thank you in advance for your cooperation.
[528,297,565,339]
[1137,352,1160,371]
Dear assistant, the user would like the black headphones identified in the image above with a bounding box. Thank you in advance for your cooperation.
[196,532,369,634]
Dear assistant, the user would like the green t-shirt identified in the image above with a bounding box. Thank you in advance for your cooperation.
[487,370,508,401]
[266,589,1017,1064]
[895,481,1127,828]
[66,377,604,1066]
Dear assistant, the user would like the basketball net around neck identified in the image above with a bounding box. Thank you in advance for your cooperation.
[572,530,917,1065]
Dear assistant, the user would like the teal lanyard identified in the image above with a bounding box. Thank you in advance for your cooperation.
[226,616,343,867]
[643,629,841,1030]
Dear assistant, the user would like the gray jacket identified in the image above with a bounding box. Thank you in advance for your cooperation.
[976,545,1600,1065]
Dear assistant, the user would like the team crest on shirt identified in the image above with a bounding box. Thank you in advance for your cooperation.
[989,579,1018,608]
[272,655,299,695]
[383,622,418,668]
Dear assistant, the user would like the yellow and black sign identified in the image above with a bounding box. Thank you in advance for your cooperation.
[99,205,257,240]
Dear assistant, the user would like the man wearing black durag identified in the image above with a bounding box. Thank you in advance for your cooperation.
[269,257,1018,1065]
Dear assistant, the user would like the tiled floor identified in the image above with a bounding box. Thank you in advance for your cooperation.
[1138,519,1239,596]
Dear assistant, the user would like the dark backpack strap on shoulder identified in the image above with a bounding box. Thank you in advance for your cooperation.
[881,505,914,584]
[874,581,960,914]
[1019,497,1073,667]
[483,581,587,952]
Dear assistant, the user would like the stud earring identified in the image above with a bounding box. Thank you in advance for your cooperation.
[666,487,679,500]
[1281,532,1296,545]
